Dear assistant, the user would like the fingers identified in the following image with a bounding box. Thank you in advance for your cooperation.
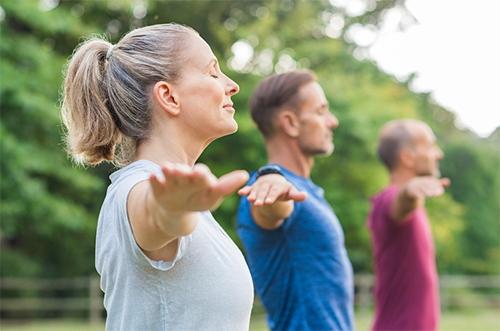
[238,186,252,196]
[261,185,307,204]
[251,183,273,206]
[241,177,307,206]
[159,162,246,198]
[426,177,450,197]
[213,170,250,198]
[440,177,451,188]
[244,180,277,206]
[159,162,215,188]
[422,185,445,198]
[160,162,191,186]
[149,173,165,197]
[149,163,213,203]
[149,162,248,212]
[286,187,308,202]
[407,176,448,199]
[192,163,218,187]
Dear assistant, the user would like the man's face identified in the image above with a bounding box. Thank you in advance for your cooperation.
[295,82,339,157]
[411,125,444,177]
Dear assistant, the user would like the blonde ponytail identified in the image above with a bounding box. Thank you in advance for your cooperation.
[62,38,121,165]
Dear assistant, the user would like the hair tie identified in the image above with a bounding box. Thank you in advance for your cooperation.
[106,45,115,60]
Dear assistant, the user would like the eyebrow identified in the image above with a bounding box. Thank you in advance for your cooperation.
[316,102,329,111]
[203,59,218,72]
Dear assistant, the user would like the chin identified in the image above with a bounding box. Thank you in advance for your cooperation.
[418,170,440,177]
[230,121,238,133]
[323,143,335,156]
[321,150,334,157]
[314,146,334,157]
[221,121,238,136]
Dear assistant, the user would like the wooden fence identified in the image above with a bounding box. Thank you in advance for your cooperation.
[1,275,499,322]
[0,276,103,323]
[439,275,500,312]
[354,274,500,313]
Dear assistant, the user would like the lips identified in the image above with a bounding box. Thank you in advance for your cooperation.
[223,103,235,113]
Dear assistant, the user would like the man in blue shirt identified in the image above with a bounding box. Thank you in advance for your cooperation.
[237,70,354,330]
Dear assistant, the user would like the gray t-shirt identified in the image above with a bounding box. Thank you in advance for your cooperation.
[95,160,254,331]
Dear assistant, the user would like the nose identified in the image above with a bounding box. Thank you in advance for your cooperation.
[225,75,239,96]
[328,112,339,130]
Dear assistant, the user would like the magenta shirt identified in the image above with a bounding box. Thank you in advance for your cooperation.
[367,185,440,331]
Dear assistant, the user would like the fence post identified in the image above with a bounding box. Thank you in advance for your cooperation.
[89,276,102,324]
[440,276,449,313]
[356,274,373,315]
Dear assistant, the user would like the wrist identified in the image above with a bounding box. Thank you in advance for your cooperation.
[256,164,284,178]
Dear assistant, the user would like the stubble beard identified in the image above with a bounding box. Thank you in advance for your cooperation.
[301,144,335,158]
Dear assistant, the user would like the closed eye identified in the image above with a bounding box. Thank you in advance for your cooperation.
[317,107,327,115]
[210,67,220,79]
[204,59,220,79]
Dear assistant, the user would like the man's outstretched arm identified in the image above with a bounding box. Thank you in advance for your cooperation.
[392,176,450,222]
[238,174,307,230]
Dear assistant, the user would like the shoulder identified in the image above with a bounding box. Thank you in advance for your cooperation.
[372,185,399,206]
[111,160,161,180]
[109,160,160,190]
[367,186,400,227]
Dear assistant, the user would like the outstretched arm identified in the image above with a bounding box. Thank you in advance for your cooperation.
[128,162,249,259]
[238,174,307,230]
[392,176,451,222]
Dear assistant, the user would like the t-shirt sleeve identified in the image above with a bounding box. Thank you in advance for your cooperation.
[378,186,415,227]
[114,172,192,271]
[381,188,398,222]
[369,186,399,231]
[279,199,302,232]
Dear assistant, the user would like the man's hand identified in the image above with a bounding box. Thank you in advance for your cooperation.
[238,174,307,229]
[392,176,451,221]
[405,177,451,200]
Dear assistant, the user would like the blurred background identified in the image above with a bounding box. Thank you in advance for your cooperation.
[0,0,498,330]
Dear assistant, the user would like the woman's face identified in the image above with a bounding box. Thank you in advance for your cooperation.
[174,33,239,143]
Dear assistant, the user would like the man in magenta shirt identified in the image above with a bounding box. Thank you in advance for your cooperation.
[367,119,450,331]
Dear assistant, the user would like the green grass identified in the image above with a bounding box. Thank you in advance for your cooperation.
[1,310,498,331]
[251,310,500,331]
[0,321,104,331]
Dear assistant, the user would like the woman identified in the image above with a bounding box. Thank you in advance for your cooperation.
[61,23,254,330]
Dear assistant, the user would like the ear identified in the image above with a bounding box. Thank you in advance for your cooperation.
[399,147,416,168]
[153,81,180,116]
[278,110,300,138]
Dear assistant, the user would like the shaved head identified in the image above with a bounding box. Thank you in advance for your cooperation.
[378,119,433,171]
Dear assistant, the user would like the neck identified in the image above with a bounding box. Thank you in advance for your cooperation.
[389,168,416,186]
[135,124,207,167]
[265,137,314,178]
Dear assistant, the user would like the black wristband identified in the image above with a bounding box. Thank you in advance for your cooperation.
[256,165,284,178]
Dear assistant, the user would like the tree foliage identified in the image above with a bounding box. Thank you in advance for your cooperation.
[1,0,498,277]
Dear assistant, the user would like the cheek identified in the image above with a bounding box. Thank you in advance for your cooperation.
[183,79,224,108]
[202,80,225,104]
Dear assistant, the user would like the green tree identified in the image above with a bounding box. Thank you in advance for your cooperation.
[1,0,497,279]
[440,134,500,274]
[0,0,104,277]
